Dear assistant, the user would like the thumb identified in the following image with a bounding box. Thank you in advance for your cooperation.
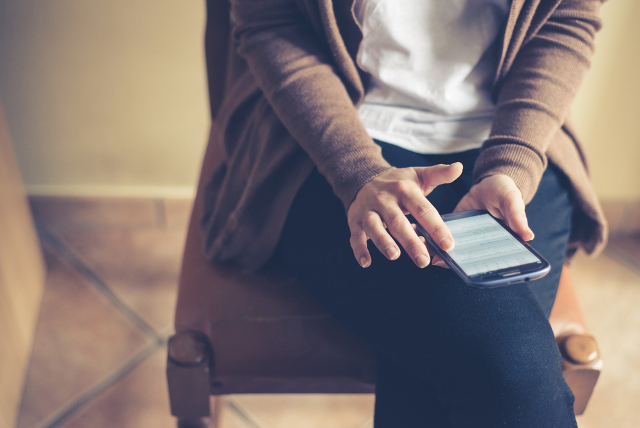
[501,204,535,241]
[415,163,463,195]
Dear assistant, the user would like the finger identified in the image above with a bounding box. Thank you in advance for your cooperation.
[414,163,463,194]
[360,212,401,261]
[349,228,371,268]
[421,239,449,269]
[431,254,449,269]
[400,190,454,252]
[380,207,430,268]
[498,187,534,241]
[411,223,427,244]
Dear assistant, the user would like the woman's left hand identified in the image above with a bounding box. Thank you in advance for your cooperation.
[432,174,535,268]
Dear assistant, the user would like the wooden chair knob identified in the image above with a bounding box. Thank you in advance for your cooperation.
[168,331,210,367]
[562,334,599,365]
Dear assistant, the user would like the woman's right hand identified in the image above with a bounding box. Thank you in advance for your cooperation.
[347,164,463,268]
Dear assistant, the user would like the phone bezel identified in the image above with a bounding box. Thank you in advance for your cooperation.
[416,210,551,288]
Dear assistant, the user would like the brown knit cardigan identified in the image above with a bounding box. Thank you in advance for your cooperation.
[201,0,608,271]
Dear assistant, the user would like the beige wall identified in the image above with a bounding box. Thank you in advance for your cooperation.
[0,0,638,201]
[0,0,209,198]
[572,0,640,202]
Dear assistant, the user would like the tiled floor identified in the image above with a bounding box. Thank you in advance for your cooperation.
[16,196,640,428]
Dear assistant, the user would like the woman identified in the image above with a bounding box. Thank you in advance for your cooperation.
[201,0,607,426]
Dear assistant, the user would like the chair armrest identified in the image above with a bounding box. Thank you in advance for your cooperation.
[549,266,602,415]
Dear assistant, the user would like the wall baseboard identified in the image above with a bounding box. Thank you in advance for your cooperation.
[25,184,196,199]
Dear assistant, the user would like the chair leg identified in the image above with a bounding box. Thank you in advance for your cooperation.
[167,331,213,424]
[177,417,211,428]
[175,398,221,428]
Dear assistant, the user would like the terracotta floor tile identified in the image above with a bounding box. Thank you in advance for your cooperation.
[58,348,176,428]
[50,226,186,333]
[571,252,640,428]
[19,196,640,428]
[16,244,152,428]
[29,196,158,228]
[163,198,193,229]
[228,394,374,428]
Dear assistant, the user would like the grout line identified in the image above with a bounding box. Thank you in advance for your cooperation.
[36,224,161,340]
[226,400,265,428]
[37,340,164,428]
[159,325,178,341]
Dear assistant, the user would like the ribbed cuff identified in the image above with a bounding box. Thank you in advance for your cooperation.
[472,140,547,204]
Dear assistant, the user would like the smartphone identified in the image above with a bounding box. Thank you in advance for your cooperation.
[416,210,550,288]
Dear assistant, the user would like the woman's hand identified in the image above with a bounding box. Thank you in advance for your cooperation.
[431,174,535,268]
[347,164,463,268]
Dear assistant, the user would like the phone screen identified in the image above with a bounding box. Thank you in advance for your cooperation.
[444,214,543,277]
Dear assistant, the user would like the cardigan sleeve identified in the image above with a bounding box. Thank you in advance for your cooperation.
[473,0,604,203]
[230,0,392,209]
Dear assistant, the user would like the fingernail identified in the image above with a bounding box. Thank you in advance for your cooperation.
[359,257,369,268]
[440,237,454,251]
[416,254,429,268]
[386,247,400,259]
[433,260,447,268]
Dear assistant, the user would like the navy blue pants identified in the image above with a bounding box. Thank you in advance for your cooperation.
[276,143,577,427]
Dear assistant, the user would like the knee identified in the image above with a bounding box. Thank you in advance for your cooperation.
[443,341,576,427]
[482,334,576,416]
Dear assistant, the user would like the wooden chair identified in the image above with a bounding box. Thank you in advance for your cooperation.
[166,2,602,426]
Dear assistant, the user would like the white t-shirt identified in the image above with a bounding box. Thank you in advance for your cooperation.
[354,0,511,154]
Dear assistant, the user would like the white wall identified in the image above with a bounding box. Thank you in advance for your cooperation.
[0,0,209,198]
